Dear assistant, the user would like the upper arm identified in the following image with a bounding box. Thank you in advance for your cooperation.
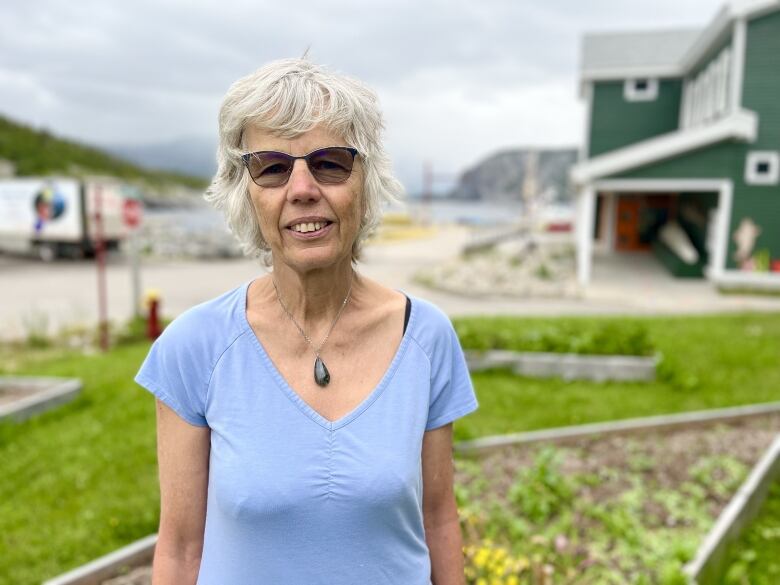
[421,423,457,523]
[155,398,210,559]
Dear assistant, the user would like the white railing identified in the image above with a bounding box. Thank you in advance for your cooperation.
[680,46,732,129]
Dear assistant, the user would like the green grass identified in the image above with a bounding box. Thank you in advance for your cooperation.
[721,480,780,584]
[1,312,780,582]
[452,312,780,441]
[0,343,159,585]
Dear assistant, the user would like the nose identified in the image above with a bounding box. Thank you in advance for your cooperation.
[286,159,322,203]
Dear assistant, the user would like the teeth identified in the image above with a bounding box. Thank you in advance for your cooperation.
[292,221,326,233]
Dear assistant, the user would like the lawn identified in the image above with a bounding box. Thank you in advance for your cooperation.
[1,312,779,583]
[453,312,780,441]
[0,343,159,585]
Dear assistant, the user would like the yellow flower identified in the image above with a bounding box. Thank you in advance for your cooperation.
[506,577,520,585]
[474,548,490,569]
[476,578,488,585]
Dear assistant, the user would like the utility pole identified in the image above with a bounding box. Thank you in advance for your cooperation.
[94,184,109,352]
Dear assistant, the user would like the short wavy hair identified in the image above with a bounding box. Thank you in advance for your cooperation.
[204,58,404,266]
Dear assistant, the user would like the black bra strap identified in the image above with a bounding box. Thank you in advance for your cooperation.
[403,295,411,334]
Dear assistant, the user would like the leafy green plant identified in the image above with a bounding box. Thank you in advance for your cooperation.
[689,455,747,499]
[509,447,575,523]
[454,317,655,356]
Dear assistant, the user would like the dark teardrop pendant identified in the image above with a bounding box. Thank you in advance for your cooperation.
[314,356,330,387]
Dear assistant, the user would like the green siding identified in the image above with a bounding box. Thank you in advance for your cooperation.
[588,79,683,157]
[614,142,740,180]
[744,11,780,149]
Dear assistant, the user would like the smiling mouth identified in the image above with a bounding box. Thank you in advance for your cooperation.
[287,221,333,234]
[286,221,333,240]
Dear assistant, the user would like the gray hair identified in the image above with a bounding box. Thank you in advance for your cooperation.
[204,58,404,266]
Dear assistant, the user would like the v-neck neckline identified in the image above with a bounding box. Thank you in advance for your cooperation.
[239,277,417,431]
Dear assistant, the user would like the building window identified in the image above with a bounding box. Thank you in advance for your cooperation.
[745,151,780,185]
[624,78,659,102]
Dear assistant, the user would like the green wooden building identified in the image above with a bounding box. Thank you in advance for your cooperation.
[571,0,780,289]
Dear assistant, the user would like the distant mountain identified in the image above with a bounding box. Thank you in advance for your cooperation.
[104,135,217,180]
[449,148,578,203]
[0,114,207,193]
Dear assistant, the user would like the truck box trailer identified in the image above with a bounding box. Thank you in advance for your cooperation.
[0,177,130,260]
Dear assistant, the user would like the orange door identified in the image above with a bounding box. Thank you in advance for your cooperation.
[615,197,642,250]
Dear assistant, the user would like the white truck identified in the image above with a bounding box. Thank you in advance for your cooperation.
[0,177,131,261]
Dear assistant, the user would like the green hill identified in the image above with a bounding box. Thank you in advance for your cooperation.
[0,114,207,192]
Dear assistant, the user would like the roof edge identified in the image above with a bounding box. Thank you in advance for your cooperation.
[579,1,780,84]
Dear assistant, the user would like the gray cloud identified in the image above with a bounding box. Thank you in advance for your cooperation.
[0,0,722,192]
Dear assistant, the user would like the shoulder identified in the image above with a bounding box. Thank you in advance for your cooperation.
[135,281,251,427]
[407,294,452,330]
[405,294,458,362]
[154,280,249,361]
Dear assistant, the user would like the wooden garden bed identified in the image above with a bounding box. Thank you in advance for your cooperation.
[456,414,780,584]
[0,376,81,422]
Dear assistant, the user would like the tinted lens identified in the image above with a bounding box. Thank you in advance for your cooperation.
[245,152,294,187]
[306,148,356,184]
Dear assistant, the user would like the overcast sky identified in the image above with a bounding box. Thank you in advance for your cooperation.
[0,0,724,192]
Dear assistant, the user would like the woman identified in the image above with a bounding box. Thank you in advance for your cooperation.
[135,58,478,585]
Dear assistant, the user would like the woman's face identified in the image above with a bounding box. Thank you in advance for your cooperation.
[243,124,364,273]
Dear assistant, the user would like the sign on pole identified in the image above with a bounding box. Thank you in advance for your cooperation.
[122,198,143,229]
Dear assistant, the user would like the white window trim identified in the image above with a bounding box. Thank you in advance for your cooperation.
[624,78,659,102]
[745,151,780,185]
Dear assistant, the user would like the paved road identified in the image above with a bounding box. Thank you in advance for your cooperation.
[2,226,780,342]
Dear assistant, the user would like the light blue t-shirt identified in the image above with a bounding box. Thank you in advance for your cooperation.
[134,277,479,585]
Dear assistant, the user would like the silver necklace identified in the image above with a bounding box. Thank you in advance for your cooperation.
[272,275,353,387]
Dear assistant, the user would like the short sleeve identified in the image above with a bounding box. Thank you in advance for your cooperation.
[134,314,210,427]
[426,319,479,431]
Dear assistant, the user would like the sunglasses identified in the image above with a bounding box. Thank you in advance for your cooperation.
[241,146,359,188]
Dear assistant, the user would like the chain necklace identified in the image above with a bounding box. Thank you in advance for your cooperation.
[272,275,353,387]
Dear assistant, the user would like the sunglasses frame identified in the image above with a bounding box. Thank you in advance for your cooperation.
[241,146,359,188]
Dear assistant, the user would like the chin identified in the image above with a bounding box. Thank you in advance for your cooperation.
[283,248,348,271]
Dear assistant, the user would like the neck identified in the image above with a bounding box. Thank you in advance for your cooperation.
[270,257,358,326]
